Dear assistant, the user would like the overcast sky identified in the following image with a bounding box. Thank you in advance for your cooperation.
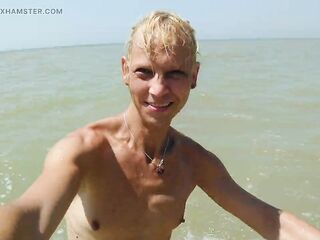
[1,0,320,52]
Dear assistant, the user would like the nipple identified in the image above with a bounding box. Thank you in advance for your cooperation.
[91,219,100,231]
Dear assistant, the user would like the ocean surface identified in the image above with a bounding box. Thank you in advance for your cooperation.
[1,39,320,239]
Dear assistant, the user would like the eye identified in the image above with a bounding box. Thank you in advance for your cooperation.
[135,68,154,80]
[166,70,188,80]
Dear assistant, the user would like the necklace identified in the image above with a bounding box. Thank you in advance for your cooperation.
[123,112,170,175]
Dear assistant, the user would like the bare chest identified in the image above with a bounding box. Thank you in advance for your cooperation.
[66,154,195,239]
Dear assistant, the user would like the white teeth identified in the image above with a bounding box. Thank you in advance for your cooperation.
[149,103,171,107]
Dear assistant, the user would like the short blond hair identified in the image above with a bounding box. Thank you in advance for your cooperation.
[126,11,198,63]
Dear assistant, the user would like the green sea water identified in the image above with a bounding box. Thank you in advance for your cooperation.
[1,40,320,239]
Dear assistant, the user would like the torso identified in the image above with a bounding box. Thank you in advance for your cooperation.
[65,117,198,240]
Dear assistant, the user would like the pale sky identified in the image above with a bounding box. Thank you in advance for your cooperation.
[1,0,320,52]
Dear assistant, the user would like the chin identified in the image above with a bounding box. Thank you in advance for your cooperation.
[142,112,175,127]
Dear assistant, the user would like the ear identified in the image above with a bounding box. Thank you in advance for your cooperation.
[121,56,129,86]
[191,61,200,89]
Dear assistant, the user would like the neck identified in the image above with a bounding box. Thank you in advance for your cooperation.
[123,104,171,158]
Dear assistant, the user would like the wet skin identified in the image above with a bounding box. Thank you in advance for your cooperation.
[4,34,317,240]
[65,120,199,240]
[66,39,200,239]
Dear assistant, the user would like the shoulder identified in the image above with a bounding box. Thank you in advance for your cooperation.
[173,128,216,161]
[52,127,106,155]
[45,122,111,171]
[172,129,228,185]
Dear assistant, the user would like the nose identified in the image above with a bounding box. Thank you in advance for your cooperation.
[148,75,169,97]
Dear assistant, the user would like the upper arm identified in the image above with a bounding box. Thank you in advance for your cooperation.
[195,149,280,239]
[11,129,104,239]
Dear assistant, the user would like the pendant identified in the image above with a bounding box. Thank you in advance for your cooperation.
[156,164,165,175]
[156,159,165,175]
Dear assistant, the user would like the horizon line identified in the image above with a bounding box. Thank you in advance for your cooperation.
[1,37,320,54]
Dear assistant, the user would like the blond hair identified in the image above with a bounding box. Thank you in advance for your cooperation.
[126,11,198,63]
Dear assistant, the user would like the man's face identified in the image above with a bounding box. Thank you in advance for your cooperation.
[122,37,199,126]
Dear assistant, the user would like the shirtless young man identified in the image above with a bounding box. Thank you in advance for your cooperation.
[1,11,320,240]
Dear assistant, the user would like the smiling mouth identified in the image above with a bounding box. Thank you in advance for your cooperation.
[145,102,173,111]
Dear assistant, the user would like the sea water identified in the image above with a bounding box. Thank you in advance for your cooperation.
[1,39,320,239]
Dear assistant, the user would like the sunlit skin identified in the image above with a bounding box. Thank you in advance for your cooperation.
[1,26,320,240]
[122,38,199,131]
[65,37,202,239]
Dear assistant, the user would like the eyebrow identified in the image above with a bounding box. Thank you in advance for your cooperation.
[134,67,154,74]
[132,64,188,78]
